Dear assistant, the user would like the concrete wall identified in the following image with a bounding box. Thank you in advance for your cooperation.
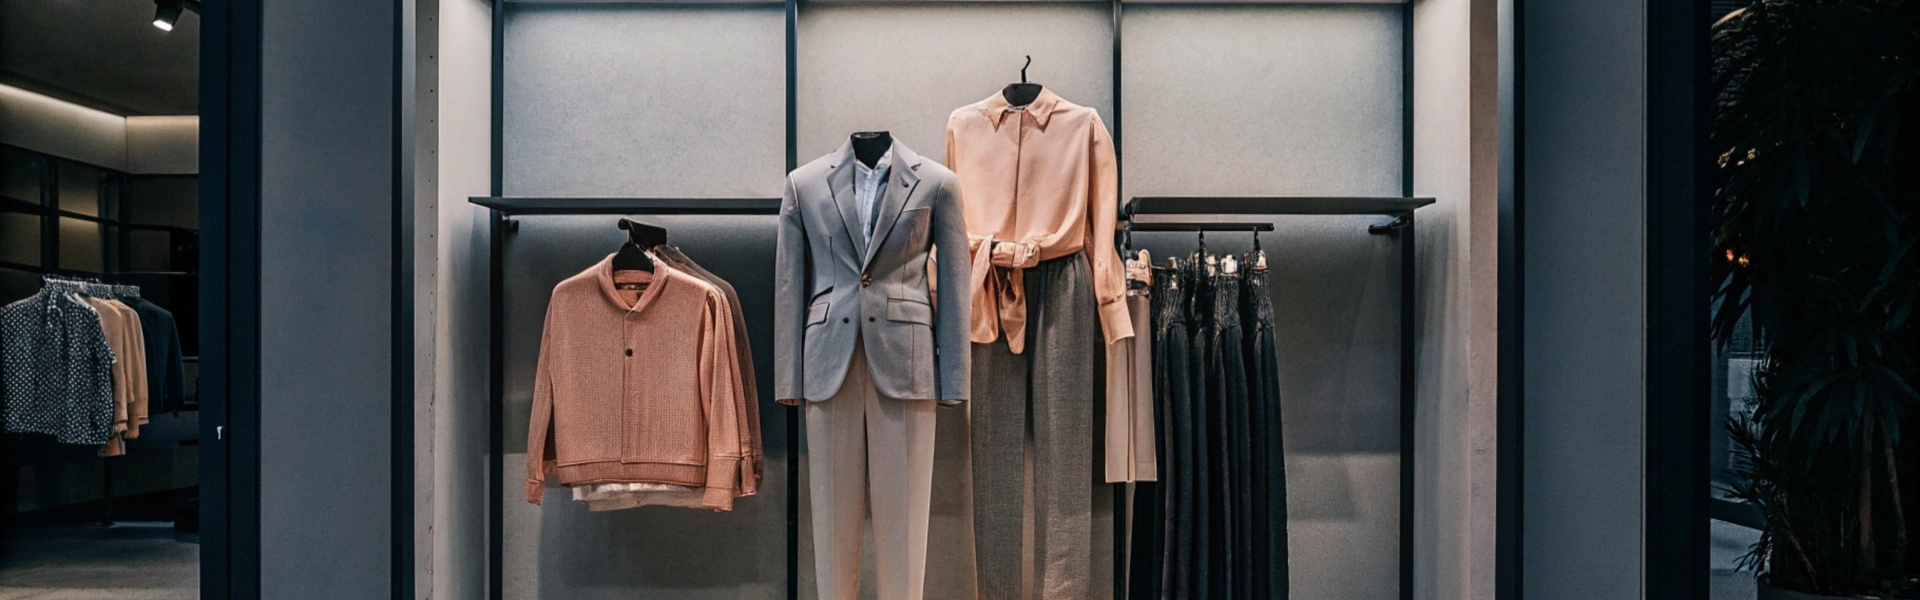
[429,0,494,597]
[1520,0,1647,596]
[258,0,396,596]
[1410,0,1502,597]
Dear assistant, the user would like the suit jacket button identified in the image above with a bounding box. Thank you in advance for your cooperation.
[861,274,872,287]
[842,317,850,324]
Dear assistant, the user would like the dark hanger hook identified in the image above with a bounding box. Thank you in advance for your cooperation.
[1021,55,1031,83]
[1253,228,1261,251]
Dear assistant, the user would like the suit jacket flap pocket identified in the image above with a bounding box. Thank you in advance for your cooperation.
[807,302,830,326]
[886,298,933,325]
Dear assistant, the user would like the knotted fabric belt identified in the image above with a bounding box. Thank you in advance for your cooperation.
[968,237,1042,354]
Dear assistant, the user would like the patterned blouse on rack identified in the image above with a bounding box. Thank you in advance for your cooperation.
[2,288,118,444]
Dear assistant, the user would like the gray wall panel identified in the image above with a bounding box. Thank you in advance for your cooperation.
[502,4,786,197]
[796,3,1114,164]
[431,0,494,597]
[1123,6,1404,599]
[1522,0,1646,597]
[259,0,395,596]
[501,5,788,599]
[1121,5,1402,198]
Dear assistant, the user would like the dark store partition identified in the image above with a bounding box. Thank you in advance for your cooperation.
[482,1,1415,599]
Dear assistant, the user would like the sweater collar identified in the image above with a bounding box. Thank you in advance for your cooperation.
[595,253,674,314]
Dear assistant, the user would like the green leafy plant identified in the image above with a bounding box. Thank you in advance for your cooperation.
[1712,0,1920,596]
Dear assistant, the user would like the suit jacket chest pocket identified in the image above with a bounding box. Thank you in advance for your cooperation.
[897,207,932,250]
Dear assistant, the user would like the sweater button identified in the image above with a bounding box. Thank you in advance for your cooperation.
[625,349,633,356]
[841,317,849,324]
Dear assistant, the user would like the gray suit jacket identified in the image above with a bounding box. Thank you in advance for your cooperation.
[774,140,971,404]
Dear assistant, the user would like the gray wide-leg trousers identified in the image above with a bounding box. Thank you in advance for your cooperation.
[971,254,1101,600]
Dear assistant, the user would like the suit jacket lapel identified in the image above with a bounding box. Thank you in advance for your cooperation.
[824,144,867,264]
[862,146,923,269]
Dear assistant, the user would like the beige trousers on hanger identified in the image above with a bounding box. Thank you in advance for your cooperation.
[808,342,939,600]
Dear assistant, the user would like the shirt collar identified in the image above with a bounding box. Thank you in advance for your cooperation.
[853,147,893,179]
[980,87,1063,131]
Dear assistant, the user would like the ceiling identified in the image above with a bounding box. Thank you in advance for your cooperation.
[0,0,199,116]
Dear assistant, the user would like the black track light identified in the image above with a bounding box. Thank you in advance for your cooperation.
[153,0,199,32]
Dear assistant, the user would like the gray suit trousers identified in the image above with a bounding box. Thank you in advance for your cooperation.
[808,341,939,600]
[971,254,1104,600]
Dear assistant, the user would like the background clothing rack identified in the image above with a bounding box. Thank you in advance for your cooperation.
[469,195,783,600]
[1122,194,1434,598]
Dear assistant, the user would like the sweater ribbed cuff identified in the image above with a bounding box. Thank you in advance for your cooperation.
[702,455,741,510]
[701,485,736,511]
[526,479,544,505]
[739,456,759,496]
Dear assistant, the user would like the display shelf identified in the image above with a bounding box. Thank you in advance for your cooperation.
[1124,195,1436,218]
[468,196,782,217]
[1127,220,1274,232]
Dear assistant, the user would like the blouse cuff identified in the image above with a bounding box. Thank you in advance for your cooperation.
[1098,296,1135,345]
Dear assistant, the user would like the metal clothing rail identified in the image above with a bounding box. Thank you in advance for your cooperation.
[1125,196,1435,231]
[1128,221,1276,232]
[1122,194,1433,598]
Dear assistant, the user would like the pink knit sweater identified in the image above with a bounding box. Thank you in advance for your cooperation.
[526,255,747,510]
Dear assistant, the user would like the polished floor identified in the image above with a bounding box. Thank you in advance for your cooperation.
[1711,519,1761,600]
[0,525,197,600]
[0,520,1758,599]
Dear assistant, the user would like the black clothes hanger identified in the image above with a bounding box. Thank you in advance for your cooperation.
[613,218,666,272]
[1001,55,1043,107]
[1252,229,1269,271]
[850,131,892,169]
